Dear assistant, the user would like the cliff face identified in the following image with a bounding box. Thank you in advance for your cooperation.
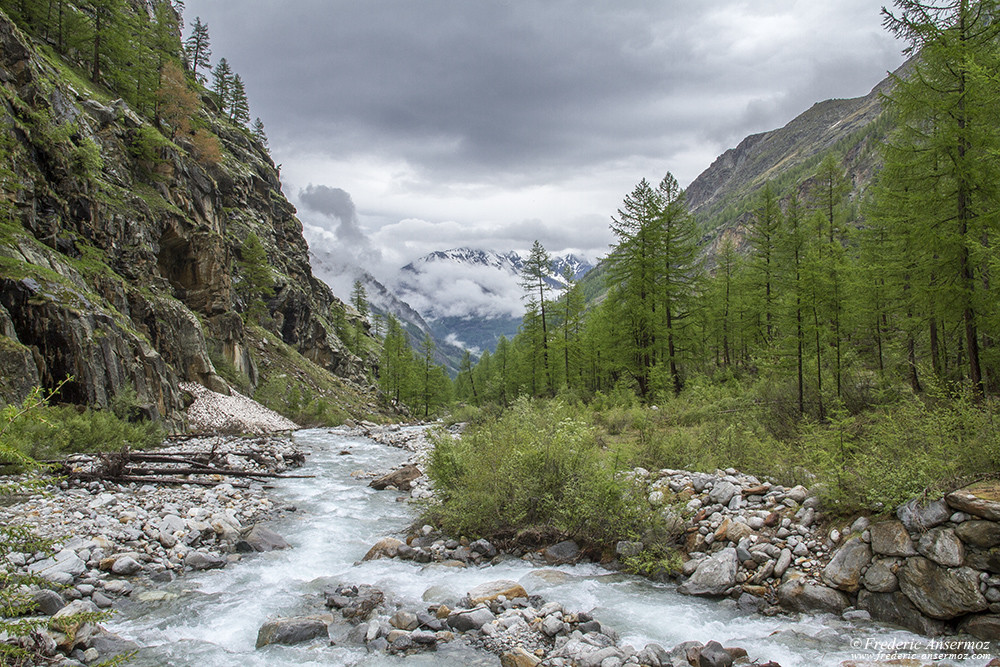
[0,10,374,428]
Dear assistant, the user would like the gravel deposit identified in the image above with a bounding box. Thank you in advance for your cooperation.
[181,381,299,434]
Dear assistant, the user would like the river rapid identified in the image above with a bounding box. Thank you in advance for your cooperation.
[107,427,969,667]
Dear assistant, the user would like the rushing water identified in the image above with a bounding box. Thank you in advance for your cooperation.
[109,427,973,667]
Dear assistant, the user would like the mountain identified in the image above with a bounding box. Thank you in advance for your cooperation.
[308,247,467,374]
[393,248,594,354]
[0,7,380,427]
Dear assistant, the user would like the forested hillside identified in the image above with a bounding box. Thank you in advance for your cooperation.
[0,0,384,430]
[449,0,1000,515]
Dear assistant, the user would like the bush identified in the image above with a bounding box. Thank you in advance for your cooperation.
[70,137,103,179]
[426,398,664,550]
[254,375,347,427]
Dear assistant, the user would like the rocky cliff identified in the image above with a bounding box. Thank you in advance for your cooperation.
[0,9,377,429]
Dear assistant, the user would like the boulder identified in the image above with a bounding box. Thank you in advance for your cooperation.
[967,547,1000,573]
[469,538,497,558]
[916,527,964,567]
[389,610,419,631]
[709,481,739,506]
[363,537,404,561]
[447,606,495,632]
[869,520,917,557]
[369,464,422,490]
[501,647,542,667]
[240,525,291,552]
[28,549,86,581]
[32,589,67,615]
[467,580,528,605]
[958,614,1000,641]
[324,584,384,620]
[637,643,670,667]
[678,548,737,597]
[185,550,226,570]
[946,484,1000,521]
[861,559,898,593]
[698,641,734,667]
[542,540,581,564]
[896,497,951,531]
[857,590,946,636]
[776,579,850,614]
[255,615,331,648]
[898,557,988,619]
[956,520,1000,549]
[821,536,871,593]
[111,555,143,575]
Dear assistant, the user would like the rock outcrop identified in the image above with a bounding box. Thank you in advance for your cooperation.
[0,9,376,425]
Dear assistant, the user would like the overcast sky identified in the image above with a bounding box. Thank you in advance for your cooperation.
[182,0,904,289]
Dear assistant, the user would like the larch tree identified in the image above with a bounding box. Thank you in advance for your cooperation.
[519,240,554,395]
[185,15,210,81]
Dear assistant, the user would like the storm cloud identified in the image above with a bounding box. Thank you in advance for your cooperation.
[184,0,905,282]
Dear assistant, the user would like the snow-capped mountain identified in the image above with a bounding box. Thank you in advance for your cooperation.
[392,248,594,353]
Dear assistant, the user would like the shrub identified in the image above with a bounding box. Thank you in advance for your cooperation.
[426,398,664,550]
[69,137,103,179]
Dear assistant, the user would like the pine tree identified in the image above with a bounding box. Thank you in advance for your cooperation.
[251,117,269,148]
[229,73,250,126]
[748,182,782,344]
[519,240,554,395]
[211,57,233,111]
[185,15,210,81]
[878,0,1000,394]
[350,280,368,352]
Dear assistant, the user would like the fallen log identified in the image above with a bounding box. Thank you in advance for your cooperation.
[121,466,314,479]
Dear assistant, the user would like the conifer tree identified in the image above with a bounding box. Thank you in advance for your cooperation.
[185,15,211,80]
[748,182,782,344]
[520,240,554,395]
[251,117,269,148]
[238,232,274,321]
[350,280,368,352]
[229,73,250,126]
[211,57,233,111]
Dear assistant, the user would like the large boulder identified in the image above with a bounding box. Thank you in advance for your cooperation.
[776,579,850,614]
[542,540,581,564]
[363,537,403,561]
[857,590,946,636]
[821,536,871,593]
[369,464,423,491]
[916,527,964,567]
[28,549,87,582]
[869,520,917,557]
[896,497,951,531]
[678,548,738,597]
[946,484,1000,521]
[255,615,331,648]
[861,559,899,593]
[240,525,291,552]
[958,614,1000,641]
[955,520,1000,549]
[467,580,528,605]
[897,557,988,619]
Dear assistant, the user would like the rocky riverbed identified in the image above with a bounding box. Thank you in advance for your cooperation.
[0,433,303,665]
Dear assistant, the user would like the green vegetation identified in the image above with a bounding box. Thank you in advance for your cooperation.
[448,0,1000,526]
[425,398,671,552]
[378,316,452,418]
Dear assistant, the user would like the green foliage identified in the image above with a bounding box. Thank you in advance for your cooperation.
[69,136,103,178]
[253,375,347,427]
[426,399,665,549]
[237,232,274,322]
[127,125,169,166]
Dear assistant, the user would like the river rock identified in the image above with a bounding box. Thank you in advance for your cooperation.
[776,579,849,614]
[898,557,987,619]
[185,550,227,570]
[50,599,100,648]
[240,525,291,552]
[447,606,495,632]
[821,536,871,593]
[469,538,497,558]
[857,590,947,636]
[958,614,1000,641]
[363,537,404,561]
[967,547,1000,573]
[324,584,384,620]
[896,497,951,531]
[33,589,67,615]
[678,548,737,597]
[467,580,528,605]
[774,548,793,578]
[501,647,542,667]
[869,520,917,557]
[369,464,422,491]
[862,559,898,593]
[786,485,808,504]
[698,640,734,667]
[255,615,331,648]
[956,520,1000,548]
[389,610,419,631]
[28,548,87,581]
[709,481,739,506]
[946,485,1000,521]
[111,555,143,575]
[916,527,964,566]
[542,540,581,564]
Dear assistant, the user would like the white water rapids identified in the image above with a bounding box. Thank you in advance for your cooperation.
[107,427,973,667]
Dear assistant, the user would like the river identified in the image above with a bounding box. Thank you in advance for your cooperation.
[108,427,970,667]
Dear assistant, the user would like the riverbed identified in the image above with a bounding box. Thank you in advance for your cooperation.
[107,427,973,666]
